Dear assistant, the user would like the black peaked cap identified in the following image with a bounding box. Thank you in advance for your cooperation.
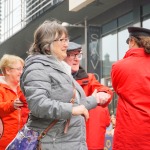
[128,27,150,37]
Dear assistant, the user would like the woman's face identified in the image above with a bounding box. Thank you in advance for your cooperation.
[51,33,69,61]
[6,61,23,84]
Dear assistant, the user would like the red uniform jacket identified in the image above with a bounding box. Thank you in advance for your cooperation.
[0,78,29,149]
[73,67,113,149]
[111,48,150,150]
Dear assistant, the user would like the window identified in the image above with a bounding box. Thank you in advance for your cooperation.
[102,32,117,78]
[142,3,150,29]
[143,18,150,29]
[101,12,133,78]
[118,29,129,59]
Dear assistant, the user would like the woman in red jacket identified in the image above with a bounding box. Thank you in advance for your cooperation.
[65,42,113,150]
[0,54,29,149]
[111,27,150,150]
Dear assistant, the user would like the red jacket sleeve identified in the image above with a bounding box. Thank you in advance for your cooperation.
[88,74,113,107]
[77,73,113,107]
[0,89,16,118]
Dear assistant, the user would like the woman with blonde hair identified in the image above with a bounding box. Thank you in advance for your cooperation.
[0,54,29,149]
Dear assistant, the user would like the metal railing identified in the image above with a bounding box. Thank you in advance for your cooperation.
[0,0,63,43]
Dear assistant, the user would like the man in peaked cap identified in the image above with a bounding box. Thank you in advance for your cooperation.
[111,26,150,150]
[64,42,113,150]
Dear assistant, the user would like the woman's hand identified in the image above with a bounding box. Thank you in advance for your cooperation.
[92,89,111,105]
[14,99,24,109]
[97,92,111,105]
[72,105,89,121]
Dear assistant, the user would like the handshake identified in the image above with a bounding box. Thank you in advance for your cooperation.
[72,89,111,121]
[92,89,111,106]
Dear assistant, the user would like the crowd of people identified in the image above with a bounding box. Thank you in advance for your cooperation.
[0,20,150,150]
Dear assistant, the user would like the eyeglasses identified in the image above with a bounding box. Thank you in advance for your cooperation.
[67,53,83,60]
[10,67,23,71]
[54,38,69,43]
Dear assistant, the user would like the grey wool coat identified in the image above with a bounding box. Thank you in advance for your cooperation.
[20,54,97,150]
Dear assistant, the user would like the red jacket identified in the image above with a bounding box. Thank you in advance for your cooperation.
[0,78,29,149]
[111,48,150,150]
[73,67,113,149]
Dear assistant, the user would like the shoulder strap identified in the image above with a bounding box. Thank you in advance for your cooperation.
[70,82,76,104]
[38,119,58,141]
[38,82,76,139]
[64,82,76,134]
[37,119,58,149]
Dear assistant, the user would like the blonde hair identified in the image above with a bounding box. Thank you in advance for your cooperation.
[0,54,24,75]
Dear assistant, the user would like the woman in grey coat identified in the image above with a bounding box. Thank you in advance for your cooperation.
[20,20,100,150]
